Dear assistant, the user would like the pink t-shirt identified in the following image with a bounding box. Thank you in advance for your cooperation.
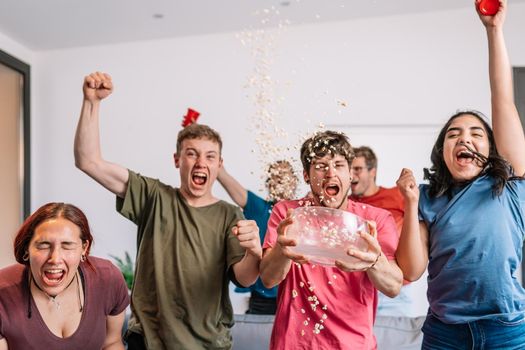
[263,199,399,350]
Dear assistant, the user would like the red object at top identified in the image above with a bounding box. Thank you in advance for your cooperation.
[181,108,200,127]
[477,0,500,16]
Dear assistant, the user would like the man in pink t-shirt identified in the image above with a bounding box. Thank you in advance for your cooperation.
[260,131,403,350]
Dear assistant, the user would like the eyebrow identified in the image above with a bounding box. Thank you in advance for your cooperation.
[185,148,218,155]
[446,126,485,133]
[34,240,78,245]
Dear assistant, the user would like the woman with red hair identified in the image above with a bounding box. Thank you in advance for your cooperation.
[0,202,129,350]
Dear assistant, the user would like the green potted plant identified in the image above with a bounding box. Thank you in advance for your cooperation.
[110,251,135,291]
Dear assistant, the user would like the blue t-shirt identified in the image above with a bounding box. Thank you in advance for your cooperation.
[419,174,525,323]
[235,191,277,298]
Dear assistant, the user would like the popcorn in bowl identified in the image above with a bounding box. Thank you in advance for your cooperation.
[287,206,368,266]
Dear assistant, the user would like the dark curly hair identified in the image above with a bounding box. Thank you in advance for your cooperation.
[424,110,511,198]
[300,130,355,174]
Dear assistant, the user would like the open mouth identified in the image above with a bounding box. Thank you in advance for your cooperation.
[455,149,475,164]
[192,172,207,186]
[43,268,65,285]
[324,183,340,197]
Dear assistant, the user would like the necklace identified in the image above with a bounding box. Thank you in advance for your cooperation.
[30,270,83,312]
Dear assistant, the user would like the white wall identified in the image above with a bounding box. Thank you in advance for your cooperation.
[4,4,525,313]
[0,31,34,64]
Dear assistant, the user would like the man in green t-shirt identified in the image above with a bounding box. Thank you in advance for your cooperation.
[74,71,262,349]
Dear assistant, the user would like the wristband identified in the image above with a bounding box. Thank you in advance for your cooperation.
[368,251,382,270]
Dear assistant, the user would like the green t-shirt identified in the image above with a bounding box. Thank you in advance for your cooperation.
[117,170,245,349]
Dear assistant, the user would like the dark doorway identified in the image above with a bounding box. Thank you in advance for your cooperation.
[0,49,30,267]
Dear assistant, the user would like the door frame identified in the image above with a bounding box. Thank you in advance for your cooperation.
[0,49,30,219]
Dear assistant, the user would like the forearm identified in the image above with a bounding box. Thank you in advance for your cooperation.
[260,246,292,288]
[233,252,261,287]
[366,257,403,298]
[102,341,125,350]
[75,99,103,170]
[396,201,428,281]
[487,27,513,106]
[487,26,525,174]
[102,312,126,350]
[74,99,129,197]
[0,338,8,350]
[217,168,248,207]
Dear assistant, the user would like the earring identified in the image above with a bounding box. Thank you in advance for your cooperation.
[80,254,86,262]
[22,251,29,261]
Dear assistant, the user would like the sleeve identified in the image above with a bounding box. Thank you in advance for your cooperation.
[418,184,428,222]
[374,210,399,260]
[226,206,247,270]
[262,201,287,250]
[116,170,159,224]
[506,178,525,234]
[244,191,273,243]
[243,191,268,219]
[390,188,405,234]
[105,262,130,316]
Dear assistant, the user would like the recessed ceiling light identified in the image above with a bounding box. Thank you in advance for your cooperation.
[153,13,164,19]
[280,1,291,6]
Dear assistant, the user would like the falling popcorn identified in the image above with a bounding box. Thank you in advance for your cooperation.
[337,99,348,107]
[237,5,307,195]
[292,290,298,298]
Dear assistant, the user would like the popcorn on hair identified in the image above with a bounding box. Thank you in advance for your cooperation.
[300,130,354,173]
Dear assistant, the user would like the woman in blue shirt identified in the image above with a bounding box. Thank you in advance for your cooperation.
[396,1,525,348]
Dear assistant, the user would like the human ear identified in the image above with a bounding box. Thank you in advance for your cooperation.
[174,153,180,168]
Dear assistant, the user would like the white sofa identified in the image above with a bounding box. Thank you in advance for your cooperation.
[231,314,425,350]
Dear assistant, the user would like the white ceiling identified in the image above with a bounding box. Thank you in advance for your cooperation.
[1,0,524,51]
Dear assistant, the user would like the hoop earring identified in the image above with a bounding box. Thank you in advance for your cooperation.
[22,251,29,261]
[80,254,86,262]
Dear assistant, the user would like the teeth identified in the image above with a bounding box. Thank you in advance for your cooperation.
[457,150,474,159]
[193,172,207,177]
[46,269,63,273]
